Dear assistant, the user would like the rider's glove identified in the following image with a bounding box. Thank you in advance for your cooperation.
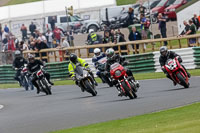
[15,68,18,70]
[72,76,76,81]
[24,64,28,67]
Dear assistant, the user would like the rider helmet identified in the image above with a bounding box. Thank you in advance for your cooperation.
[160,46,169,57]
[69,53,78,64]
[106,48,115,58]
[94,48,101,57]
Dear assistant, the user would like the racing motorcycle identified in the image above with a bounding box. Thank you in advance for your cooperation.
[110,62,138,99]
[164,57,190,88]
[34,68,52,95]
[17,65,34,91]
[96,57,113,87]
[75,64,97,96]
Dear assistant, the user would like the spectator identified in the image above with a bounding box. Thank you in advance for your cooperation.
[110,29,115,42]
[38,33,47,43]
[14,36,20,50]
[61,37,70,48]
[158,13,168,46]
[53,26,63,44]
[180,20,190,35]
[50,16,56,31]
[140,14,148,40]
[120,7,126,14]
[103,30,112,44]
[192,14,200,30]
[4,24,9,33]
[198,14,200,24]
[45,30,54,48]
[35,39,48,62]
[29,22,36,37]
[67,29,74,47]
[19,41,29,51]
[129,26,142,54]
[185,19,197,47]
[128,7,134,26]
[21,24,28,41]
[29,39,36,50]
[86,29,102,45]
[138,3,146,15]
[0,23,2,41]
[116,29,127,55]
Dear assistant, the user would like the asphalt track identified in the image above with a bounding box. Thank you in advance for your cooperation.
[0,77,200,133]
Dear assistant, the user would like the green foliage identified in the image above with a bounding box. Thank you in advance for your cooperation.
[116,0,137,6]
[6,0,41,6]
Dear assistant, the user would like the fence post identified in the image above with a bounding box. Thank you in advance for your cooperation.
[151,43,154,52]
[178,39,181,48]
[78,48,81,57]
[118,45,121,55]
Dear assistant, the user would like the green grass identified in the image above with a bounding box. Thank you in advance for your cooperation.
[1,69,200,89]
[116,0,137,5]
[50,102,200,133]
[6,0,41,6]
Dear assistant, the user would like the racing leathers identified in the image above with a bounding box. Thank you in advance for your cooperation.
[159,51,190,81]
[105,54,135,81]
[68,58,97,87]
[13,57,28,84]
[92,52,106,81]
[27,60,51,93]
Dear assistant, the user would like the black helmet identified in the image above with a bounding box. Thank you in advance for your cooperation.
[69,53,78,64]
[160,46,168,57]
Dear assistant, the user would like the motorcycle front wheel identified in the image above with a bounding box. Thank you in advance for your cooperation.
[42,79,52,95]
[121,81,136,99]
[84,80,97,96]
[177,72,189,88]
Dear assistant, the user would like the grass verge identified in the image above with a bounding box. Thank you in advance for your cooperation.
[116,0,137,5]
[6,0,41,5]
[50,102,200,133]
[0,69,200,89]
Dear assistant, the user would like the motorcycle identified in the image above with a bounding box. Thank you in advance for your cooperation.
[75,64,97,96]
[164,57,190,88]
[96,57,113,87]
[110,62,137,99]
[34,68,52,95]
[17,65,34,91]
[101,12,140,30]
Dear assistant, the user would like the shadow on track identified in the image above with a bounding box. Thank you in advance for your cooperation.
[97,98,138,104]
[67,95,98,100]
[163,87,189,92]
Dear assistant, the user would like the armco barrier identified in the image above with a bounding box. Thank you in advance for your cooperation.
[154,47,196,72]
[0,61,70,84]
[125,53,156,73]
[193,47,200,69]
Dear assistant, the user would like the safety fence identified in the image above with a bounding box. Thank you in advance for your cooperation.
[22,34,200,61]
[193,47,200,69]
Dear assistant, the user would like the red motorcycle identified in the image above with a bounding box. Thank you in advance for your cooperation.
[164,57,190,88]
[110,62,137,99]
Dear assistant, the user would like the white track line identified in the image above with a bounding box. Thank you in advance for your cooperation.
[0,105,4,110]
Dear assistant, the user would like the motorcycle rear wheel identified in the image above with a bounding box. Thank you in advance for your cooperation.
[177,73,189,88]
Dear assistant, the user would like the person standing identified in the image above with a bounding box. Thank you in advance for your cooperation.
[53,26,63,44]
[50,16,56,31]
[128,26,142,54]
[185,19,197,47]
[158,13,168,46]
[45,30,54,48]
[21,24,28,41]
[180,21,190,35]
[0,23,2,41]
[138,3,146,15]
[192,14,200,30]
[29,22,36,37]
[4,24,9,33]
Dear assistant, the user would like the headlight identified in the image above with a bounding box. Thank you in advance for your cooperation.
[115,70,121,77]
[84,73,88,77]
[169,8,175,12]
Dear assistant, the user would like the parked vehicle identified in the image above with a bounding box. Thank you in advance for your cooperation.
[151,0,176,23]
[18,65,34,91]
[46,15,100,33]
[34,68,52,95]
[164,0,191,20]
[110,62,137,99]
[164,57,190,88]
[75,63,97,96]
[101,12,140,30]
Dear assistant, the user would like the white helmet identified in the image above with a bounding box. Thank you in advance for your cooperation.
[15,50,21,57]
[106,48,115,58]
[94,48,101,57]
[89,29,94,34]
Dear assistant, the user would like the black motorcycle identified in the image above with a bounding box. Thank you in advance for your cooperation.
[101,12,140,30]
[75,64,97,96]
[17,65,34,91]
[96,57,113,87]
[33,68,52,95]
